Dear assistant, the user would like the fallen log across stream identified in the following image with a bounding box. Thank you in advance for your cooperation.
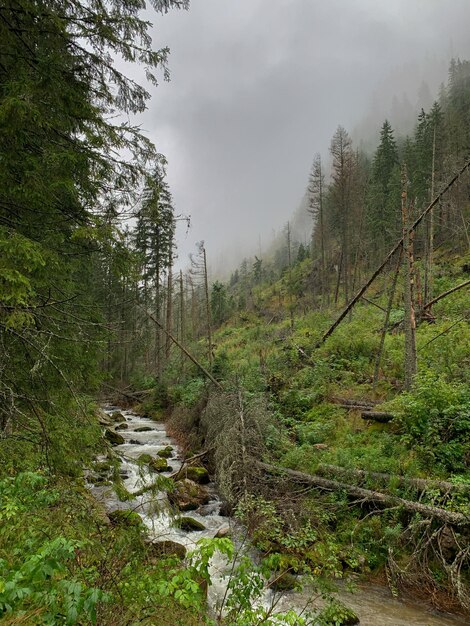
[257,462,470,527]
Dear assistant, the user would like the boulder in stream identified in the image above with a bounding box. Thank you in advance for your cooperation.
[215,525,231,538]
[169,478,210,511]
[174,516,206,532]
[115,423,128,430]
[178,466,209,484]
[105,429,125,445]
[157,446,173,458]
[269,572,299,592]
[111,411,126,422]
[108,509,143,528]
[134,426,154,432]
[149,457,170,472]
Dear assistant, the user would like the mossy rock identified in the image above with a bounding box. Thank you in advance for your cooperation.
[174,516,206,532]
[105,429,125,445]
[108,510,143,528]
[168,478,210,511]
[134,426,153,432]
[149,457,170,472]
[157,446,173,458]
[138,453,153,464]
[179,466,209,484]
[115,423,128,430]
[111,411,125,422]
[147,540,186,561]
[318,601,359,625]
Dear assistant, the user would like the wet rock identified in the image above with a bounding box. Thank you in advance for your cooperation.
[138,453,153,464]
[108,509,143,528]
[111,411,126,422]
[174,516,206,532]
[179,466,210,484]
[197,503,220,516]
[147,540,186,561]
[157,446,173,458]
[115,423,128,430]
[215,525,231,538]
[129,439,143,445]
[105,429,125,445]
[149,458,170,472]
[134,426,153,432]
[169,478,210,511]
[98,409,113,426]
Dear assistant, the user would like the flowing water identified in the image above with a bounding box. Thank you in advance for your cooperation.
[89,406,467,626]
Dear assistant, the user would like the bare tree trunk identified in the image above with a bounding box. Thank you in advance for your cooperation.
[373,248,402,387]
[334,250,343,305]
[287,221,294,330]
[257,462,469,526]
[424,127,436,306]
[165,253,173,360]
[317,155,470,347]
[401,165,417,389]
[202,246,213,367]
[179,270,185,373]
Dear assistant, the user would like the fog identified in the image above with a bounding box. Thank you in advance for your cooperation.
[138,0,470,275]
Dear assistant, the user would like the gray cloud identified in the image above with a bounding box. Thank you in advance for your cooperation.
[137,0,470,274]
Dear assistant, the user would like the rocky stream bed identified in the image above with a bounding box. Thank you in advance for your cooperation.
[87,406,467,626]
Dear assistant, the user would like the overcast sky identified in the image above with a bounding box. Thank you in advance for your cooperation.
[137,0,470,274]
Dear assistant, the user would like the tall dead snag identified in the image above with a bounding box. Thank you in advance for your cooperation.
[401,165,417,389]
[373,248,403,387]
[287,221,294,330]
[202,243,213,368]
[424,126,437,307]
[165,252,173,360]
[317,157,470,347]
[179,270,185,372]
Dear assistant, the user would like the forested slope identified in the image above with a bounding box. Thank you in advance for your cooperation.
[0,0,469,621]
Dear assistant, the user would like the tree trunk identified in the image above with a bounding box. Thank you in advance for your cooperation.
[373,248,402,386]
[401,165,418,389]
[202,246,213,367]
[257,462,469,526]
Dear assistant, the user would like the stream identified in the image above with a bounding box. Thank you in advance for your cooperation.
[89,406,467,626]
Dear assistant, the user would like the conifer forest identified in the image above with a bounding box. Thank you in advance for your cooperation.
[0,1,469,624]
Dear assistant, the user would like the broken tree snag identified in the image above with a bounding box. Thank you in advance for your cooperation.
[422,279,470,310]
[317,157,470,347]
[316,464,470,495]
[361,411,394,423]
[257,462,469,526]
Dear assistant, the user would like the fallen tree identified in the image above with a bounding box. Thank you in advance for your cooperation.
[257,462,469,526]
[316,464,469,494]
[361,410,394,423]
[317,157,470,347]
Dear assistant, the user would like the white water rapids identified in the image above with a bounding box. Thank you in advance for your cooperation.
[87,406,467,626]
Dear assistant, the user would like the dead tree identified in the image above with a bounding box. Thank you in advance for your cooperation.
[401,166,417,389]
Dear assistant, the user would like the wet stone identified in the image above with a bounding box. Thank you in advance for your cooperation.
[174,516,206,532]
